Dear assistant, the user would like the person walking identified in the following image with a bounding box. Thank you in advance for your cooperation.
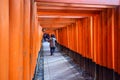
[48,34,56,55]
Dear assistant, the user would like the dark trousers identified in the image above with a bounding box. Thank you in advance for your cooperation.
[50,47,55,55]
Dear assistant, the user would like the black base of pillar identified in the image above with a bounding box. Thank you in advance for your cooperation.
[58,44,120,80]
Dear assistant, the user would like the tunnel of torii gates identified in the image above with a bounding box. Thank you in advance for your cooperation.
[0,0,120,80]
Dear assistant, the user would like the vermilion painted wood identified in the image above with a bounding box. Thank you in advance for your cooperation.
[107,9,113,69]
[70,26,73,50]
[117,7,120,74]
[99,13,102,65]
[65,27,68,47]
[96,15,99,65]
[0,0,9,80]
[66,26,69,48]
[23,0,31,80]
[93,15,97,62]
[90,17,94,60]
[87,17,90,58]
[78,19,83,54]
[72,24,75,51]
[20,0,24,79]
[75,21,79,53]
[71,25,74,50]
[81,19,84,57]
[35,0,119,5]
[71,24,74,51]
[94,15,98,64]
[113,7,118,73]
[101,10,107,67]
[62,28,65,47]
[30,2,43,79]
[33,2,39,79]
[68,26,71,49]
[110,8,116,73]
[74,23,78,52]
[82,18,86,57]
[55,7,120,74]
[37,11,99,17]
[30,1,36,79]
[52,7,120,75]
[98,14,102,66]
[86,18,91,58]
[9,0,23,80]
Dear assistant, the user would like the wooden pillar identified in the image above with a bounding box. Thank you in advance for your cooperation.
[78,19,83,54]
[90,17,94,60]
[35,13,39,58]
[75,21,79,53]
[93,15,97,63]
[107,9,113,69]
[55,30,58,41]
[101,9,107,67]
[67,27,69,48]
[23,0,30,80]
[9,0,23,80]
[67,26,70,48]
[65,27,68,47]
[30,1,38,79]
[30,1,34,79]
[71,24,74,50]
[0,0,9,80]
[117,6,120,74]
[113,6,120,80]
[82,18,87,57]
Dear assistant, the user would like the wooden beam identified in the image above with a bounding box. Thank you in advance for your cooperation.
[37,6,103,11]
[37,10,100,17]
[36,2,115,8]
[37,16,85,18]
[39,21,75,24]
[44,27,62,30]
[35,0,119,5]
[40,23,68,28]
[38,18,76,24]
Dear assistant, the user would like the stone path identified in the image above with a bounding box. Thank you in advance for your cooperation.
[34,42,93,80]
[43,42,93,80]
